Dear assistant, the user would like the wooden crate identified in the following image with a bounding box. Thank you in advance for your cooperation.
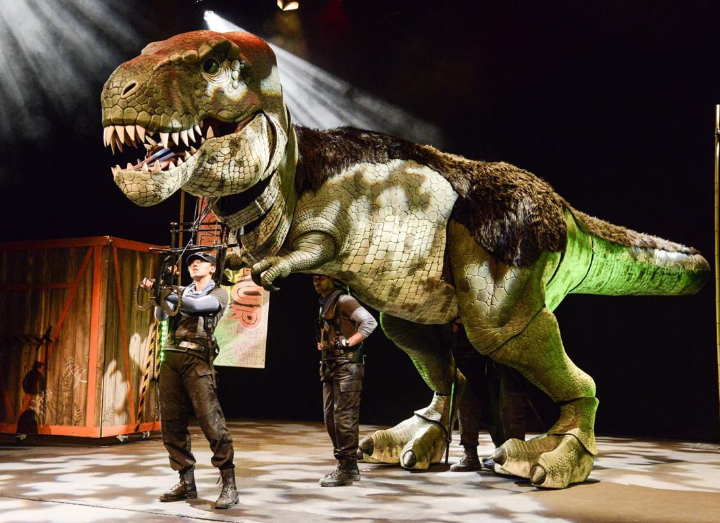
[0,237,163,437]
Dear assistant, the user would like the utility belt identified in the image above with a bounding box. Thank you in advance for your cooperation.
[321,345,364,364]
[163,340,211,359]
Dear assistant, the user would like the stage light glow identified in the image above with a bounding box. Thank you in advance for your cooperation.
[0,0,143,143]
[203,12,445,148]
[277,0,300,11]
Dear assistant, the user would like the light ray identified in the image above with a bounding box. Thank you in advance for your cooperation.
[204,11,445,148]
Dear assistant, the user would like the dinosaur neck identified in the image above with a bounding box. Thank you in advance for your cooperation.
[228,124,298,265]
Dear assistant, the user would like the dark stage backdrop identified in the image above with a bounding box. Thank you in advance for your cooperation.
[1,0,718,441]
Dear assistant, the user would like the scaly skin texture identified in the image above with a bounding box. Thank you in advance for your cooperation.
[102,31,710,489]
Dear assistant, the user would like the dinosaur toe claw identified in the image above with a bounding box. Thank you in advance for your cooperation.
[401,450,417,469]
[492,446,507,466]
[531,464,547,486]
[359,436,374,455]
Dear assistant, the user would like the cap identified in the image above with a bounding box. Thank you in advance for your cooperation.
[187,252,217,265]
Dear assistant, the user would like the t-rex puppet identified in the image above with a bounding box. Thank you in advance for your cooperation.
[101,31,709,488]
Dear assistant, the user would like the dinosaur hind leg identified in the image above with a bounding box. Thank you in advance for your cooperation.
[488,308,598,488]
[449,220,597,488]
[359,314,465,470]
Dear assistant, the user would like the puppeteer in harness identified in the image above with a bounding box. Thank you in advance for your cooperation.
[313,274,378,487]
[140,251,238,509]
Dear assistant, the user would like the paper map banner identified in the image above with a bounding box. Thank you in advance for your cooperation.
[214,267,269,368]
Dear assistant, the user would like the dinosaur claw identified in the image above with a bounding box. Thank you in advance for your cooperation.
[251,272,263,287]
[492,446,507,466]
[359,436,374,455]
[263,282,281,292]
[401,450,417,469]
[530,464,547,486]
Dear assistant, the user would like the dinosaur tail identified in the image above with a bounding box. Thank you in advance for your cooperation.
[565,208,709,297]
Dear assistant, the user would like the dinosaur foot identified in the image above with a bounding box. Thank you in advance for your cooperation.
[493,397,599,489]
[359,394,451,470]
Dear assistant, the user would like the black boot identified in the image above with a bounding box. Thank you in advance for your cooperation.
[450,446,480,472]
[320,459,356,487]
[215,467,239,509]
[347,459,361,481]
[159,469,197,502]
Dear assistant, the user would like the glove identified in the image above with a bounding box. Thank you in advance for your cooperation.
[334,336,350,350]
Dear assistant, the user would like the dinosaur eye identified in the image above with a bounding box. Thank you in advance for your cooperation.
[203,57,221,75]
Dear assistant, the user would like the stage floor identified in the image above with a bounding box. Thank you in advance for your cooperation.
[1,419,719,523]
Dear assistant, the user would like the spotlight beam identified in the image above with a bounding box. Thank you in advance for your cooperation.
[204,11,445,147]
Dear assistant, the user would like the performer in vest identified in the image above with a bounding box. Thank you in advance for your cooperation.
[313,274,378,487]
[140,252,237,509]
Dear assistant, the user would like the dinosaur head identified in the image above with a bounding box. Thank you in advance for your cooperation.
[101,30,290,206]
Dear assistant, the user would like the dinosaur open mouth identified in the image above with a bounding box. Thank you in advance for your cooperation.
[104,114,256,174]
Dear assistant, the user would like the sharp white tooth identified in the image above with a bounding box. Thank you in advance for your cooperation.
[115,136,124,152]
[103,127,110,147]
[136,125,146,143]
[168,160,176,170]
[187,127,196,143]
[180,129,189,147]
[195,124,202,136]
[184,151,191,160]
[142,162,149,172]
[109,138,116,155]
[206,126,215,139]
[126,162,134,170]
[144,143,152,150]
[116,125,125,144]
[159,132,169,148]
[200,137,205,144]
[146,135,157,146]
[171,132,180,146]
[153,161,161,172]
[107,126,116,148]
[176,158,184,166]
[125,124,136,143]
[190,146,198,154]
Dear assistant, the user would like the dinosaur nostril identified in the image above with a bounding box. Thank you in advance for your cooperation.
[121,80,139,98]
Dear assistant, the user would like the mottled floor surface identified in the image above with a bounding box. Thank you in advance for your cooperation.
[1,420,719,523]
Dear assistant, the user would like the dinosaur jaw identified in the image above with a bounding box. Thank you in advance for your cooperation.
[105,114,258,207]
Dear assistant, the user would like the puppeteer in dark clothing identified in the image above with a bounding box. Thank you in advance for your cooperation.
[142,252,238,509]
[313,274,377,487]
[450,318,528,472]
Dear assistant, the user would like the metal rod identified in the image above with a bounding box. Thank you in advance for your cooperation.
[715,103,720,435]
[178,189,186,280]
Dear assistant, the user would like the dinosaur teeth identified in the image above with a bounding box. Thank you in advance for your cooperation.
[125,125,136,143]
[184,151,191,160]
[195,124,202,137]
[187,126,196,143]
[159,132,169,148]
[146,135,157,146]
[206,126,215,139]
[168,160,176,170]
[171,132,180,146]
[116,125,125,144]
[153,161,161,172]
[136,124,146,143]
[180,129,189,147]
[142,162,149,172]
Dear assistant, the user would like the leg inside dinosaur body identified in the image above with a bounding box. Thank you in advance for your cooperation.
[359,316,466,469]
[449,220,597,489]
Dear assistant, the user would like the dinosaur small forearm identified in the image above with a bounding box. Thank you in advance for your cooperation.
[285,232,337,272]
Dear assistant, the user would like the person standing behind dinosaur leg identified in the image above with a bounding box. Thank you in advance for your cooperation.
[313,275,378,487]
[449,318,527,472]
[140,252,237,509]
